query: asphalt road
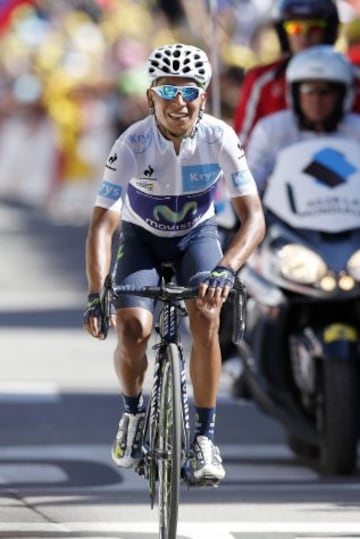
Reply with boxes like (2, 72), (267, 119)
(0, 201), (360, 539)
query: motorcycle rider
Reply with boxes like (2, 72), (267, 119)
(232, 0), (360, 147)
(246, 45), (360, 195)
(220, 0), (350, 372)
(228, 44), (360, 397)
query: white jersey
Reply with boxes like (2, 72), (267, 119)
(246, 109), (360, 194)
(95, 114), (258, 237)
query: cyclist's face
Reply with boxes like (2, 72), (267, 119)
(147, 77), (207, 143)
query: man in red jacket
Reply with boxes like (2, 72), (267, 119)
(233, 0), (360, 147)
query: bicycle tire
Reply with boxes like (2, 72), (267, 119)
(157, 342), (182, 539)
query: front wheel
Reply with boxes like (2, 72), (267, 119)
(320, 360), (359, 475)
(157, 343), (182, 539)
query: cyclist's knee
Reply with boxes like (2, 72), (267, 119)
(188, 304), (220, 337)
(116, 308), (153, 344)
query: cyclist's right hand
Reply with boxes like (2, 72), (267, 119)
(83, 292), (107, 340)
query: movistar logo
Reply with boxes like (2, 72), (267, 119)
(153, 202), (197, 223)
(212, 269), (227, 277)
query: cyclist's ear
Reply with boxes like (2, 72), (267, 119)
(147, 90), (155, 114)
(200, 91), (207, 108)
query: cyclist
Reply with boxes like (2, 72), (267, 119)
(246, 45), (360, 193)
(83, 43), (265, 484)
(232, 0), (357, 147)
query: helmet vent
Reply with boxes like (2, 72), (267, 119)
(173, 60), (180, 71)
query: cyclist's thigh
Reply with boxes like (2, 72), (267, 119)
(112, 223), (159, 310)
(178, 217), (223, 286)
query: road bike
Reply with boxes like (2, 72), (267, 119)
(102, 263), (246, 539)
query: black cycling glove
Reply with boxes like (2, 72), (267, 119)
(202, 265), (236, 289)
(83, 292), (108, 335)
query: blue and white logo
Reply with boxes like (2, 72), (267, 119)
(129, 129), (153, 154)
(231, 169), (254, 188)
(304, 148), (357, 188)
(98, 181), (122, 200)
(182, 163), (220, 192)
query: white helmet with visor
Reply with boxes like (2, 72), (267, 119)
(286, 45), (354, 111)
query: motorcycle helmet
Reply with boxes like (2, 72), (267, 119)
(286, 45), (355, 130)
(274, 0), (339, 53)
(146, 43), (212, 89)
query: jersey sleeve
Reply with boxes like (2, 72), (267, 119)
(219, 123), (259, 198)
(94, 137), (136, 212)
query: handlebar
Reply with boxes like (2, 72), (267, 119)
(102, 274), (247, 344)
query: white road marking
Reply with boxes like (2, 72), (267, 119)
(0, 381), (61, 402)
(0, 522), (360, 538)
(0, 444), (359, 490)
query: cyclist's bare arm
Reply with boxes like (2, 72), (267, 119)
(85, 206), (120, 337)
(220, 194), (265, 273)
(198, 193), (264, 307)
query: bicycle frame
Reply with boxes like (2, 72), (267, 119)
(107, 263), (247, 539)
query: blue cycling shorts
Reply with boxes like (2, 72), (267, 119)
(112, 217), (223, 311)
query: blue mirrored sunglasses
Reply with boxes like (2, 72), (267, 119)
(152, 85), (203, 102)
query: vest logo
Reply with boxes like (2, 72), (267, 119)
(143, 165), (154, 177)
(153, 201), (197, 223)
(182, 163), (220, 192)
(98, 180), (122, 200)
(231, 169), (253, 188)
(106, 153), (117, 171)
(134, 180), (155, 192)
(129, 130), (153, 153)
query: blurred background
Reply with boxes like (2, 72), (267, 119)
(0, 0), (360, 224)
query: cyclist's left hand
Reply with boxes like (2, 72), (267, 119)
(198, 265), (236, 306)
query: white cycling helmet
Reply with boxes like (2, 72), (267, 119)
(146, 43), (212, 89)
(286, 45), (354, 111)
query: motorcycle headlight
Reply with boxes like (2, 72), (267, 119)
(347, 250), (360, 281)
(277, 244), (327, 285)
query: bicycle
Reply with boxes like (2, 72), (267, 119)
(102, 263), (246, 539)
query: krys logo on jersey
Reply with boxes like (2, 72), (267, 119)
(182, 163), (221, 192)
(263, 138), (360, 233)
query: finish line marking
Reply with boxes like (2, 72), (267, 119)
(1, 522), (360, 538)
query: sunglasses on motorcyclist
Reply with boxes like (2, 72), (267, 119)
(151, 85), (204, 102)
(299, 83), (338, 96)
(283, 19), (326, 35)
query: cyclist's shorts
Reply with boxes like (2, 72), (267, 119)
(112, 217), (223, 311)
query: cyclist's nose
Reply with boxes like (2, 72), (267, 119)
(174, 91), (186, 104)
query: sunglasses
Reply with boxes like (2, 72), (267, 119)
(299, 83), (338, 96)
(283, 19), (326, 35)
(151, 85), (203, 102)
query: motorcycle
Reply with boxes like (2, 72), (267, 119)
(237, 137), (360, 475)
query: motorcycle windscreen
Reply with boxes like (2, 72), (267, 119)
(263, 137), (360, 233)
